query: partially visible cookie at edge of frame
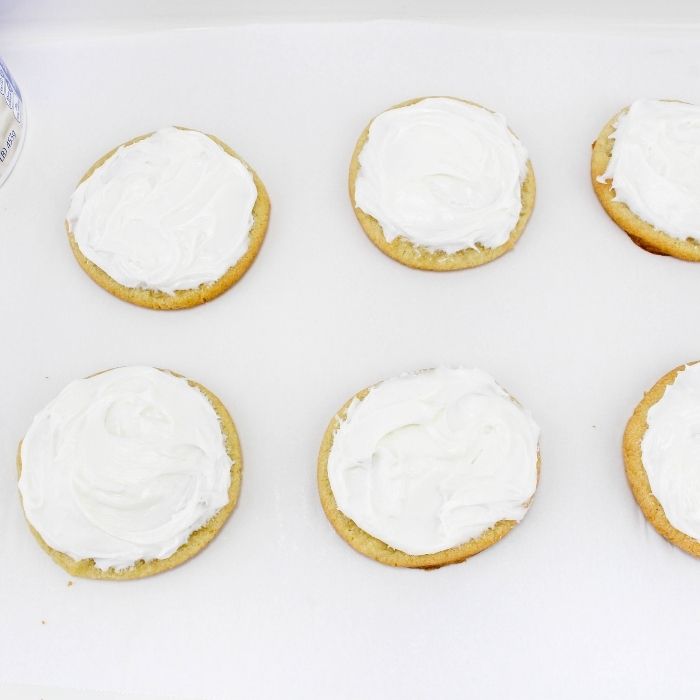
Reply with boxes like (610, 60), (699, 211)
(66, 128), (271, 310)
(317, 382), (541, 569)
(348, 97), (536, 271)
(623, 361), (700, 557)
(16, 369), (243, 580)
(591, 104), (700, 261)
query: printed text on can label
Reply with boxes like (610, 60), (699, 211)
(1, 129), (18, 163)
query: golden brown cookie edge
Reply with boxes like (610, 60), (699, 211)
(348, 96), (536, 271)
(622, 360), (700, 557)
(66, 128), (271, 310)
(16, 368), (243, 580)
(317, 376), (540, 569)
(591, 104), (700, 262)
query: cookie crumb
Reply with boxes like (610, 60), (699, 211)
(41, 619), (46, 625)
(67, 580), (74, 587)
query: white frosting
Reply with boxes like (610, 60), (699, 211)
(67, 127), (258, 294)
(354, 97), (529, 253)
(18, 366), (232, 570)
(327, 367), (539, 555)
(598, 99), (700, 240)
(642, 363), (700, 540)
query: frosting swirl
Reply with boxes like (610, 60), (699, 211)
(598, 99), (700, 240)
(642, 363), (700, 540)
(327, 367), (540, 555)
(18, 366), (232, 570)
(67, 127), (258, 294)
(353, 97), (529, 253)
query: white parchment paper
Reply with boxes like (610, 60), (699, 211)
(1, 18), (700, 700)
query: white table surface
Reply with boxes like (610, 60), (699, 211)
(2, 14), (700, 700)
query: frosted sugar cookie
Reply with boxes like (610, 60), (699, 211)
(66, 127), (270, 309)
(592, 99), (700, 260)
(17, 366), (242, 579)
(318, 367), (540, 568)
(624, 361), (700, 556)
(349, 97), (536, 270)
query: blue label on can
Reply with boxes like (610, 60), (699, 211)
(0, 58), (23, 124)
(0, 57), (26, 185)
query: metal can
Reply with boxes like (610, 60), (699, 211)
(0, 57), (26, 188)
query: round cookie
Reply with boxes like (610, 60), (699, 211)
(66, 127), (271, 310)
(623, 361), (700, 557)
(591, 101), (700, 261)
(317, 368), (541, 569)
(17, 368), (243, 580)
(348, 97), (536, 271)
